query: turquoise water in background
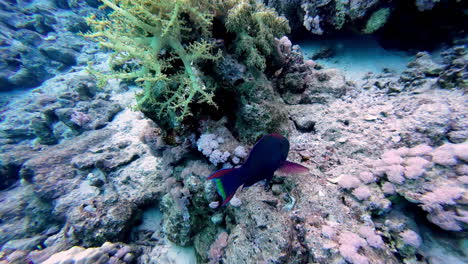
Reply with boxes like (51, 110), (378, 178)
(299, 35), (413, 81)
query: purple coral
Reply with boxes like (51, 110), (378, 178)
(338, 231), (369, 264)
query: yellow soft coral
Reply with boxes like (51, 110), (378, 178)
(85, 0), (220, 127)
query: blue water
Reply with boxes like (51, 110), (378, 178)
(299, 35), (413, 81)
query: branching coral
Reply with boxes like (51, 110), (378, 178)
(85, 0), (221, 128)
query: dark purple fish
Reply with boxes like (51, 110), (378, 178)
(207, 133), (309, 206)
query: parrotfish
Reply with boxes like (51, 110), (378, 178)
(207, 133), (309, 206)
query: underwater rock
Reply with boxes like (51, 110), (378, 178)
(275, 43), (349, 105)
(399, 52), (444, 89)
(0, 184), (54, 246)
(160, 192), (192, 246)
(299, 69), (348, 104)
(1, 235), (47, 253)
(30, 116), (57, 145)
(214, 55), (251, 87)
(0, 0), (100, 91)
(311, 46), (336, 60)
(39, 45), (77, 66)
(224, 190), (308, 263)
(193, 225), (218, 263)
(438, 45), (468, 90)
(235, 79), (290, 143)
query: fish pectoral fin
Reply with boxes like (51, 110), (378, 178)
(277, 160), (309, 175)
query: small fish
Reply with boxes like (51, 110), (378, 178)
(207, 133), (309, 206)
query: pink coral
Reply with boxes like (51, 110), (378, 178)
(458, 176), (468, 184)
(338, 231), (367, 248)
(338, 174), (361, 189)
(427, 210), (462, 231)
(420, 186), (464, 208)
(400, 229), (421, 248)
(453, 143), (468, 162)
(338, 231), (369, 264)
(404, 156), (431, 169)
(339, 244), (369, 264)
(358, 226), (385, 249)
(384, 165), (405, 184)
(404, 165), (425, 179)
(352, 186), (372, 200)
(408, 144), (433, 156)
(382, 182), (395, 195)
(70, 111), (91, 127)
(395, 147), (410, 156)
(455, 164), (468, 175)
(358, 171), (375, 184)
(381, 150), (403, 165)
(431, 145), (457, 166)
(208, 232), (229, 264)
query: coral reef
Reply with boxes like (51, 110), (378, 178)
(0, 1), (466, 264)
(85, 0), (291, 138)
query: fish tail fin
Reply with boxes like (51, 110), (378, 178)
(207, 168), (244, 206)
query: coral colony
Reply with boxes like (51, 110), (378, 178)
(0, 0), (466, 264)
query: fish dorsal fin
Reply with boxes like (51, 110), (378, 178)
(277, 161), (309, 175)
